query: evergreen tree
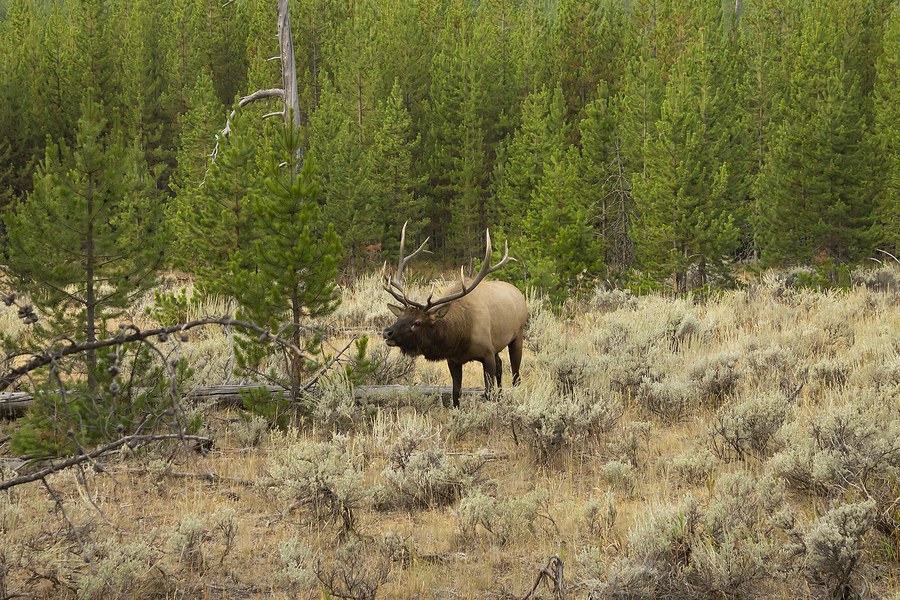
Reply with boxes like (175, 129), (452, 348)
(755, 0), (878, 265)
(579, 85), (634, 270)
(494, 85), (569, 241)
(310, 77), (375, 280)
(520, 149), (604, 302)
(550, 0), (628, 131)
(119, 0), (177, 191)
(422, 3), (491, 257)
(171, 102), (261, 277)
(875, 3), (900, 251)
(2, 94), (168, 389)
(228, 121), (342, 388)
(368, 79), (427, 255)
(169, 69), (225, 265)
(631, 50), (740, 290)
(741, 0), (803, 258)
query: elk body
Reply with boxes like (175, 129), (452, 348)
(382, 224), (527, 408)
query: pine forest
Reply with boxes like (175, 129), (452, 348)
(0, 0), (899, 294)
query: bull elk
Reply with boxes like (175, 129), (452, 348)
(382, 223), (528, 408)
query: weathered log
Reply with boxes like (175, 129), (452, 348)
(0, 385), (485, 418)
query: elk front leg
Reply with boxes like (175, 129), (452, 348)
(448, 360), (463, 409)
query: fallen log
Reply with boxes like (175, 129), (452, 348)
(0, 384), (485, 418)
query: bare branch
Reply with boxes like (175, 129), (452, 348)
(0, 434), (212, 491)
(0, 316), (313, 393)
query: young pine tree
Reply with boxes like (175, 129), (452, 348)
(3, 93), (167, 390)
(228, 121), (342, 389)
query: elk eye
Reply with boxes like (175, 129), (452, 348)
(413, 321), (421, 328)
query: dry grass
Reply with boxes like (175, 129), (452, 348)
(3, 269), (900, 598)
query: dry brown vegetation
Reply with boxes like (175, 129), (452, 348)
(3, 268), (900, 599)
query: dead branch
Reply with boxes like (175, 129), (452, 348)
(520, 555), (566, 600)
(0, 434), (212, 491)
(0, 316), (313, 393)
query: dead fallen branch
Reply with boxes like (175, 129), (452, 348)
(0, 316), (315, 394)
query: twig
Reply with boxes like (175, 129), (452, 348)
(0, 316), (313, 393)
(0, 434), (212, 491)
(303, 337), (358, 390)
(520, 555), (566, 600)
(42, 478), (119, 597)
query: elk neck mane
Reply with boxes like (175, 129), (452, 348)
(422, 282), (476, 360)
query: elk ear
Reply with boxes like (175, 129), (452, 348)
(430, 304), (452, 319)
(387, 304), (406, 317)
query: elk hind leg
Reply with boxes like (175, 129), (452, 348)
(481, 354), (498, 399)
(509, 333), (524, 387)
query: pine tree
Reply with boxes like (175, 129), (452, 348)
(119, 0), (177, 191)
(579, 85), (634, 269)
(494, 85), (569, 241)
(172, 102), (261, 277)
(228, 121), (342, 388)
(368, 79), (427, 255)
(875, 3), (900, 251)
(169, 69), (225, 266)
(631, 50), (739, 290)
(310, 77), (375, 280)
(550, 0), (628, 131)
(3, 93), (168, 390)
(756, 0), (878, 265)
(521, 148), (604, 302)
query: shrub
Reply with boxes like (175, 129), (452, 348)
(708, 392), (791, 462)
(456, 487), (553, 546)
(169, 514), (206, 571)
(618, 478), (783, 599)
(76, 540), (163, 600)
(373, 412), (488, 509)
(312, 374), (377, 432)
(601, 459), (634, 490)
(607, 421), (652, 468)
(273, 537), (315, 590)
(637, 377), (697, 423)
(670, 448), (718, 486)
(583, 492), (618, 538)
(804, 500), (877, 600)
(769, 402), (900, 496)
(589, 287), (638, 313)
(509, 385), (623, 464)
(267, 430), (369, 537)
(689, 351), (742, 408)
(313, 537), (391, 600)
(366, 344), (418, 386)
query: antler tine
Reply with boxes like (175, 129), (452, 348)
(382, 221), (430, 309)
(426, 229), (517, 310)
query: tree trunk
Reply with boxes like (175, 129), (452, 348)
(277, 0), (301, 132)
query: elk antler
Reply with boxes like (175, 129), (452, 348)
(424, 229), (515, 310)
(382, 221), (431, 309)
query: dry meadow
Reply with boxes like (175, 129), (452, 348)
(3, 268), (900, 599)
